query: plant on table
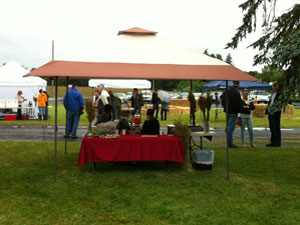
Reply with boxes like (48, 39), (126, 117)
(188, 91), (196, 126)
(198, 93), (213, 132)
(84, 99), (95, 133)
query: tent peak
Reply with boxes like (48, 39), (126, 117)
(118, 27), (157, 35)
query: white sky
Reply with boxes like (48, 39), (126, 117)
(0, 0), (297, 72)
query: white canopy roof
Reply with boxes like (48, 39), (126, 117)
(0, 61), (47, 103)
(60, 28), (228, 66)
(0, 61), (47, 87)
(88, 79), (151, 89)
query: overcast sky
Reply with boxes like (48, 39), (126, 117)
(0, 0), (297, 72)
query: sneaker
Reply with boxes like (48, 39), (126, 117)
(71, 136), (79, 139)
(229, 144), (239, 148)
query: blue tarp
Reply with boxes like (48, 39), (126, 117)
(202, 80), (272, 91)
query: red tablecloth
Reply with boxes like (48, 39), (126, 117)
(78, 134), (185, 165)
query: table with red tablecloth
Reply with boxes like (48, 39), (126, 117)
(78, 134), (185, 165)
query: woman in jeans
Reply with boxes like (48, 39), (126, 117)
(240, 89), (256, 147)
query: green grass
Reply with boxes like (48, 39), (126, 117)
(0, 141), (300, 224)
(1, 105), (300, 128)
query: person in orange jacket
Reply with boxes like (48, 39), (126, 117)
(37, 89), (48, 120)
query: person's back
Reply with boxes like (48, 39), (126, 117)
(63, 88), (84, 111)
(141, 109), (160, 135)
(221, 88), (242, 114)
(37, 92), (47, 107)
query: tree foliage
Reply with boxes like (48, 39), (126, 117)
(226, 1), (300, 105)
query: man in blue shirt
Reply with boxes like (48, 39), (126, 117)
(63, 83), (84, 139)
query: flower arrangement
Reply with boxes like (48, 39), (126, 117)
(188, 91), (196, 126)
(198, 93), (213, 122)
(173, 120), (192, 171)
(84, 99), (95, 133)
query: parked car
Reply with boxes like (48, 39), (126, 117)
(141, 90), (152, 103)
(249, 90), (271, 104)
(126, 92), (132, 102)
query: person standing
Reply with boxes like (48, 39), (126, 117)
(43, 91), (49, 120)
(63, 83), (84, 139)
(152, 89), (160, 119)
(161, 101), (169, 121)
(221, 80), (242, 148)
(131, 88), (144, 115)
(37, 89), (48, 120)
(95, 84), (111, 125)
(108, 90), (121, 120)
(266, 81), (282, 147)
(15, 90), (26, 120)
(240, 89), (256, 147)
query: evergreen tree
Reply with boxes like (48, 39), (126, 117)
(225, 53), (233, 65)
(216, 54), (223, 60)
(226, 1), (300, 106)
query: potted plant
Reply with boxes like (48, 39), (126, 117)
(173, 120), (192, 172)
(198, 93), (213, 133)
(188, 91), (196, 126)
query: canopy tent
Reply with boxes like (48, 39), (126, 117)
(88, 79), (151, 89)
(24, 27), (258, 182)
(0, 61), (47, 117)
(26, 27), (257, 81)
(202, 80), (272, 91)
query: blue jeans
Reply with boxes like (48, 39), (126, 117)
(113, 104), (121, 120)
(66, 111), (81, 137)
(240, 117), (254, 145)
(134, 105), (141, 115)
(153, 103), (159, 118)
(268, 114), (281, 146)
(227, 113), (238, 147)
(38, 107), (46, 116)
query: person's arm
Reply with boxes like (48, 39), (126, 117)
(249, 102), (255, 110)
(78, 92), (84, 110)
(63, 94), (67, 110)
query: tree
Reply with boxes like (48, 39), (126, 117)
(226, 1), (300, 106)
(216, 54), (223, 60)
(225, 53), (233, 65)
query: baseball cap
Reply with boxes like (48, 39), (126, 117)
(233, 81), (239, 86)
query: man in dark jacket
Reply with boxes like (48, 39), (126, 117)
(265, 81), (281, 147)
(221, 80), (242, 148)
(152, 89), (160, 119)
(63, 83), (84, 139)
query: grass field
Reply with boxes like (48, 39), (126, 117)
(1, 104), (300, 128)
(0, 141), (300, 224)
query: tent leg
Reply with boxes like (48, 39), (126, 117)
(54, 77), (58, 183)
(225, 80), (229, 180)
(64, 77), (69, 154)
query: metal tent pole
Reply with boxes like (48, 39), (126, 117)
(64, 77), (69, 154)
(225, 80), (229, 180)
(54, 76), (58, 183)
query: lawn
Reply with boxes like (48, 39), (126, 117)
(0, 141), (300, 224)
(1, 104), (300, 128)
